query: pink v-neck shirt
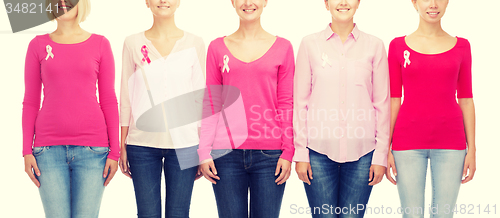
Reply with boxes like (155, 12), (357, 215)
(389, 36), (473, 150)
(294, 24), (390, 166)
(198, 37), (295, 162)
(22, 34), (120, 161)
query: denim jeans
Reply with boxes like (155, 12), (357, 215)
(393, 149), (466, 218)
(33, 145), (108, 218)
(127, 145), (199, 218)
(211, 149), (285, 218)
(303, 149), (374, 218)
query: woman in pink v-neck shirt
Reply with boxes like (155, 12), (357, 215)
(386, 0), (476, 217)
(294, 1), (390, 217)
(22, 1), (119, 217)
(198, 0), (294, 217)
(119, 0), (206, 217)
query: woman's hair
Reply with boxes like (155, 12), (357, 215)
(46, 0), (91, 23)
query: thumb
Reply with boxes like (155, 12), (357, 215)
(33, 162), (41, 176)
(103, 164), (109, 178)
(369, 167), (374, 182)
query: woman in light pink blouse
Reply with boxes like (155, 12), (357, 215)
(294, 0), (390, 217)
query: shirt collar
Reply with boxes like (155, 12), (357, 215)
(324, 23), (361, 41)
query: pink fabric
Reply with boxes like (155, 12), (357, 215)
(198, 37), (295, 162)
(22, 34), (119, 161)
(294, 24), (390, 167)
(389, 36), (473, 151)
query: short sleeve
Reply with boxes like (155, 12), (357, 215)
(456, 38), (473, 98)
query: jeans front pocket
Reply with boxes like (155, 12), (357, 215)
(32, 146), (48, 156)
(86, 146), (109, 154)
(260, 150), (282, 158)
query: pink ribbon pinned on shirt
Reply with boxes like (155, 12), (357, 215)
(141, 45), (151, 65)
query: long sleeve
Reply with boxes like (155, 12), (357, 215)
(457, 39), (473, 98)
(277, 42), (295, 162)
(389, 39), (402, 98)
(120, 39), (134, 127)
(22, 37), (42, 157)
(198, 42), (222, 162)
(192, 39), (206, 128)
(98, 37), (120, 161)
(293, 39), (312, 162)
(371, 39), (390, 167)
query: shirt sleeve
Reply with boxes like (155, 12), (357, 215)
(192, 38), (207, 128)
(371, 39), (390, 167)
(277, 41), (295, 162)
(120, 38), (134, 128)
(293, 38), (311, 162)
(22, 37), (42, 157)
(98, 36), (120, 161)
(457, 39), (473, 98)
(197, 41), (222, 162)
(389, 38), (402, 98)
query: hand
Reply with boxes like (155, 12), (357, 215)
(103, 158), (118, 186)
(369, 165), (386, 186)
(462, 150), (476, 184)
(195, 165), (203, 181)
(386, 152), (397, 185)
(275, 158), (291, 185)
(295, 162), (313, 185)
(24, 154), (41, 188)
(119, 146), (132, 179)
(200, 159), (220, 184)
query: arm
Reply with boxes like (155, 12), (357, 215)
(368, 40), (391, 186)
(277, 42), (295, 162)
(457, 39), (475, 184)
(293, 38), (314, 185)
(97, 37), (120, 161)
(22, 37), (42, 187)
(119, 39), (135, 178)
(386, 39), (403, 185)
(198, 42), (222, 184)
(274, 41), (295, 185)
(192, 38), (207, 130)
(98, 37), (119, 186)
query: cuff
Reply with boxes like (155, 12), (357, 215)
(292, 146), (310, 162)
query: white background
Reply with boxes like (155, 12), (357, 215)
(1, 0), (499, 217)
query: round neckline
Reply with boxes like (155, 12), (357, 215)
(46, 33), (95, 45)
(403, 36), (459, 56)
(221, 36), (279, 64)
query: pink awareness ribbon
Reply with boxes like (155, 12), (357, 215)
(141, 45), (151, 65)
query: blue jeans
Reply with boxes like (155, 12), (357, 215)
(127, 145), (199, 218)
(393, 149), (466, 218)
(33, 145), (109, 218)
(304, 149), (374, 218)
(211, 149), (285, 218)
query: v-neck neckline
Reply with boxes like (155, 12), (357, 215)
(221, 36), (279, 64)
(142, 31), (186, 61)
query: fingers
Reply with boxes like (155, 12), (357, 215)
(462, 165), (476, 184)
(103, 159), (119, 186)
(369, 171), (384, 186)
(119, 159), (132, 179)
(24, 155), (40, 188)
(308, 167), (313, 180)
(201, 161), (220, 184)
(275, 160), (291, 185)
(296, 167), (311, 185)
(25, 165), (40, 188)
(195, 167), (203, 181)
(369, 167), (374, 183)
(386, 166), (397, 185)
(104, 163), (118, 186)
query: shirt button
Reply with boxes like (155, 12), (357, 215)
(341, 53), (344, 56)
(342, 84), (345, 87)
(341, 67), (344, 70)
(341, 101), (344, 104)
